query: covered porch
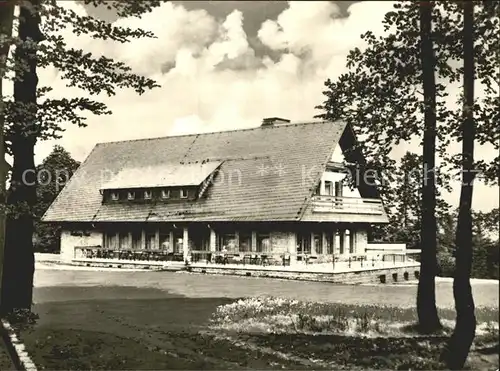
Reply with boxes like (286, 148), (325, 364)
(63, 221), (420, 273)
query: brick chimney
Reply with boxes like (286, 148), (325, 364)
(261, 117), (291, 126)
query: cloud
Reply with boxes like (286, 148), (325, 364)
(24, 0), (499, 211)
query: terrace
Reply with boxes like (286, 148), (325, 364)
(72, 245), (420, 274)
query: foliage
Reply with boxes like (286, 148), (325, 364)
(33, 145), (79, 252)
(372, 151), (452, 248)
(437, 208), (500, 279)
(2, 0), (162, 152)
(210, 296), (499, 327)
(1, 0), (162, 311)
(316, 1), (499, 187)
(3, 308), (39, 332)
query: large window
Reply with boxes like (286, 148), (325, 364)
(105, 232), (118, 250)
(159, 226), (171, 251)
(257, 232), (271, 253)
(334, 181), (343, 197)
(131, 229), (142, 250)
(336, 230), (343, 254)
(173, 229), (183, 253)
(239, 231), (252, 252)
(347, 229), (354, 254)
(145, 228), (156, 250)
(325, 233), (334, 254)
(325, 181), (333, 196)
(313, 233), (323, 254)
(218, 231), (237, 252)
(118, 232), (130, 250)
(297, 232), (311, 255)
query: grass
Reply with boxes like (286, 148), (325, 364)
(208, 297), (499, 370)
(0, 338), (15, 371)
(26, 269), (499, 370)
(18, 289), (499, 370)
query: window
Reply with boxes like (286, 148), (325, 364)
(314, 182), (321, 195)
(325, 181), (333, 196)
(159, 226), (171, 252)
(127, 191), (136, 200)
(131, 229), (142, 250)
(257, 232), (271, 253)
(313, 233), (323, 254)
(347, 229), (354, 254)
(297, 232), (311, 256)
(339, 230), (345, 254)
(111, 192), (119, 201)
(218, 231), (237, 252)
(144, 190), (152, 200)
(325, 233), (334, 254)
(118, 232), (130, 250)
(105, 232), (118, 250)
(161, 189), (170, 199)
(334, 181), (343, 197)
(145, 228), (156, 250)
(173, 229), (183, 253)
(180, 189), (188, 199)
(239, 232), (252, 252)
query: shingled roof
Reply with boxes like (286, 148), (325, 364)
(43, 120), (385, 223)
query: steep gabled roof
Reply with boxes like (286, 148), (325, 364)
(42, 120), (382, 223)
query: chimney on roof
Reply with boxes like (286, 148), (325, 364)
(261, 117), (291, 126)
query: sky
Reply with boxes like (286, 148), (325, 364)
(7, 1), (500, 211)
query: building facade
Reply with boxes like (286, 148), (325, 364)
(43, 118), (390, 266)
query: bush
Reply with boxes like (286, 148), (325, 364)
(3, 308), (39, 331)
(437, 251), (455, 277)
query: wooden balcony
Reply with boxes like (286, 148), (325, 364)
(311, 196), (384, 215)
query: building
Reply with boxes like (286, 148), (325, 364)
(43, 118), (395, 268)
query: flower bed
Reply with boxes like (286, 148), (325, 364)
(210, 296), (499, 337)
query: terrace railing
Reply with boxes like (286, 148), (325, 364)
(73, 246), (420, 269)
(191, 250), (419, 268)
(74, 246), (184, 262)
(311, 196), (384, 215)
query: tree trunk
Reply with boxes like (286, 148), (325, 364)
(444, 2), (477, 368)
(1, 0), (43, 313)
(0, 1), (15, 311)
(416, 1), (442, 333)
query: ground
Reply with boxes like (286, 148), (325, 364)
(0, 338), (15, 370)
(15, 264), (500, 370)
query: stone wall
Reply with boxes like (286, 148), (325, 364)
(189, 264), (421, 285)
(60, 229), (103, 262)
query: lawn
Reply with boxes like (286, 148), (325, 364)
(18, 268), (499, 370)
(0, 338), (15, 370)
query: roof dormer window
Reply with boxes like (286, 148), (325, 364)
(161, 189), (170, 199)
(111, 192), (119, 201)
(144, 190), (152, 200)
(127, 191), (136, 200)
(180, 189), (188, 199)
